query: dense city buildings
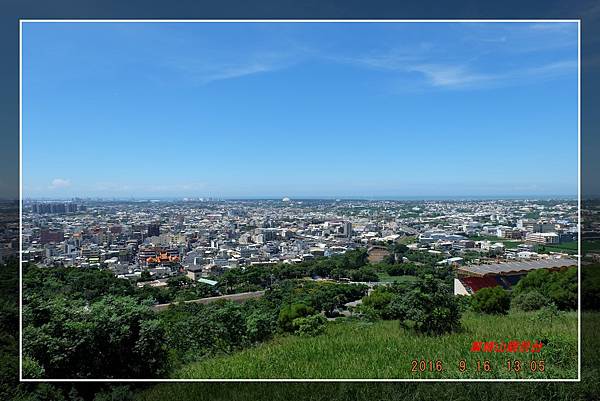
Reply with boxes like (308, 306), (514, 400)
(21, 198), (579, 290)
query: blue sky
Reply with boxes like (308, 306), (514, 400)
(22, 21), (578, 199)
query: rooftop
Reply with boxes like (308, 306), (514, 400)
(457, 258), (577, 277)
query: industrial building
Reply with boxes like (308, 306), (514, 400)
(454, 258), (577, 295)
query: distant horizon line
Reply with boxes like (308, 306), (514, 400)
(22, 194), (579, 202)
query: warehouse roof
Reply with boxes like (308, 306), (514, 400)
(457, 258), (577, 277)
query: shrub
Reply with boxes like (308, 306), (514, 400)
(23, 296), (169, 378)
(22, 356), (45, 379)
(355, 304), (381, 322)
(361, 288), (398, 319)
(385, 263), (416, 276)
(513, 267), (577, 310)
(292, 314), (327, 337)
(362, 288), (393, 310)
(455, 295), (472, 313)
(471, 286), (510, 314)
(245, 309), (277, 343)
(385, 265), (405, 276)
(535, 302), (561, 324)
(278, 303), (315, 332)
(389, 275), (461, 335)
(350, 267), (379, 282)
(511, 290), (550, 312)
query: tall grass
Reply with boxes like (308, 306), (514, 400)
(172, 311), (578, 379)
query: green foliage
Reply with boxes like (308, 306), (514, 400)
(382, 243), (409, 264)
(138, 270), (152, 282)
(23, 295), (169, 378)
(23, 263), (135, 302)
(388, 275), (462, 335)
(350, 267), (379, 282)
(360, 288), (396, 319)
(167, 276), (194, 289)
(362, 288), (393, 311)
(0, 259), (21, 400)
(511, 290), (550, 312)
(582, 264), (600, 310)
(92, 386), (136, 401)
(384, 264), (403, 276)
(513, 267), (578, 310)
(172, 311), (579, 379)
(266, 280), (367, 318)
(535, 303), (562, 325)
(292, 314), (327, 337)
(135, 285), (172, 304)
(245, 307), (277, 344)
(216, 249), (369, 293)
(158, 300), (263, 365)
(404, 250), (445, 265)
(369, 262), (418, 277)
(278, 303), (315, 332)
(385, 263), (416, 276)
(416, 265), (454, 285)
(156, 279), (361, 367)
(172, 283), (218, 302)
(22, 355), (45, 379)
(455, 295), (472, 313)
(471, 286), (511, 315)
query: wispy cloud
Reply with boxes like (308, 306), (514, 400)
(162, 46), (311, 85)
(405, 64), (493, 88)
(199, 62), (277, 83)
(49, 178), (71, 189)
(411, 60), (575, 90)
(346, 45), (576, 91)
(528, 23), (575, 32)
(146, 23), (576, 91)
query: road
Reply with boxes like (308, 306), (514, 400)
(152, 290), (265, 312)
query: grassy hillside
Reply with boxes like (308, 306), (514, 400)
(172, 311), (577, 379)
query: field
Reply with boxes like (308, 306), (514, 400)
(467, 235), (521, 249)
(539, 240), (600, 255)
(172, 311), (578, 380)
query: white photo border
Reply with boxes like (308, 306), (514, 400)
(19, 18), (582, 383)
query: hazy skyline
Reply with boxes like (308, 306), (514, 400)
(22, 21), (579, 198)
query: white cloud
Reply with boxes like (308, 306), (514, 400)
(199, 62), (277, 84)
(347, 49), (576, 90)
(528, 23), (575, 32)
(49, 178), (71, 189)
(405, 63), (493, 88)
(163, 47), (311, 86)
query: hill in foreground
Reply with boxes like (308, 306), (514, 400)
(172, 311), (577, 379)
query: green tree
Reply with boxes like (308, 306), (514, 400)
(350, 267), (379, 282)
(388, 275), (462, 335)
(386, 243), (409, 263)
(471, 286), (511, 314)
(513, 267), (577, 310)
(511, 290), (550, 312)
(23, 295), (169, 379)
(138, 270), (152, 282)
(278, 303), (315, 332)
(245, 308), (277, 343)
(167, 275), (193, 289)
(292, 314), (327, 337)
(361, 288), (394, 318)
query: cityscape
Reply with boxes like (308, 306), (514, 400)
(18, 21), (583, 380)
(22, 197), (578, 297)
